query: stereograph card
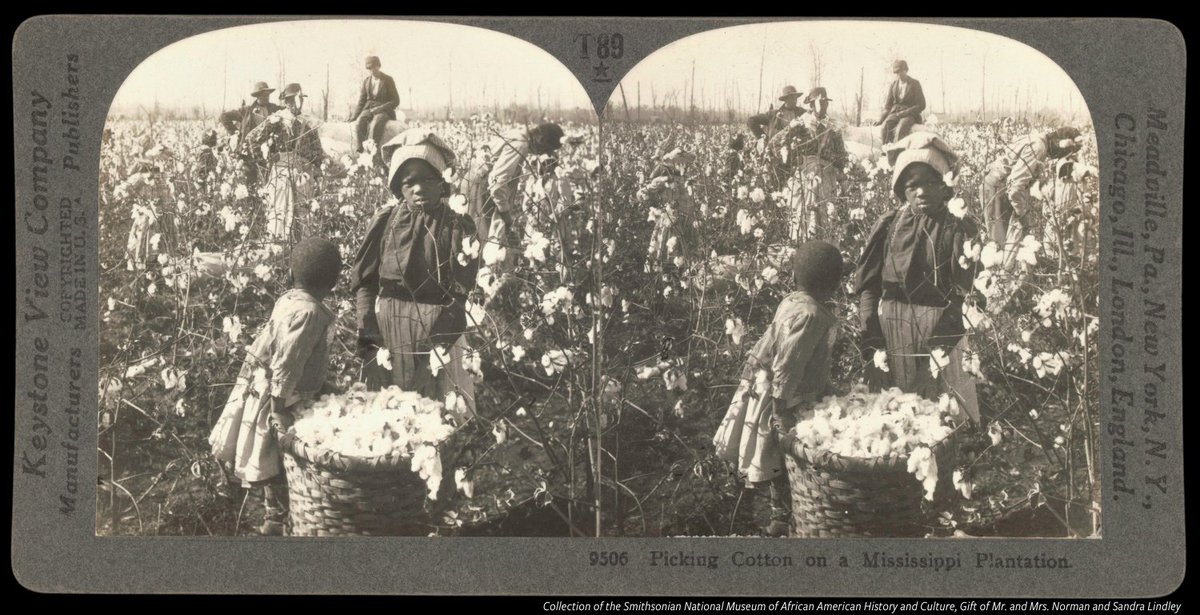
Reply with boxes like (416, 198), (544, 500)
(11, 16), (1184, 597)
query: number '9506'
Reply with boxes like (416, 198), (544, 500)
(589, 551), (629, 566)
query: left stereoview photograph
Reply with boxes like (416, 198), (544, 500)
(98, 19), (600, 536)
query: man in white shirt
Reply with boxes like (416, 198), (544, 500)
(462, 123), (565, 278)
(980, 126), (1083, 247)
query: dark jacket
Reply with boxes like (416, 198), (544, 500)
(855, 205), (978, 350)
(879, 77), (926, 123)
(241, 101), (283, 135)
(351, 203), (479, 329)
(353, 72), (400, 119)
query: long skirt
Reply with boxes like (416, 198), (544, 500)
(209, 365), (301, 484)
(262, 157), (313, 245)
(878, 299), (980, 423)
(713, 380), (787, 485)
(375, 297), (477, 419)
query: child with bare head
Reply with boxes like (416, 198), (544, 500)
(209, 237), (342, 535)
(715, 240), (843, 537)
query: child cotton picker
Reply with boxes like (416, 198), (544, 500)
(208, 237), (341, 535)
(713, 241), (843, 537)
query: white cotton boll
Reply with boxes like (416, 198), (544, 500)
(411, 445), (443, 500)
(465, 301), (487, 328)
(376, 347), (392, 371)
(492, 421), (508, 445)
(947, 197), (967, 219)
(979, 242), (1003, 269)
(482, 243), (507, 267)
(459, 237), (480, 267)
(961, 350), (984, 380)
(524, 230), (550, 265)
(873, 349), (891, 373)
(541, 349), (573, 376)
(509, 344), (526, 363)
(761, 266), (779, 285)
(988, 422), (1003, 446)
(1016, 235), (1041, 267)
(963, 303), (992, 332)
(447, 193), (468, 215)
(635, 365), (661, 380)
(222, 316), (243, 343)
(1033, 352), (1067, 379)
(953, 469), (973, 499)
(445, 391), (468, 417)
(662, 368), (688, 392)
(455, 468), (474, 498)
(725, 318), (745, 346)
(929, 348), (950, 380)
(429, 346), (452, 377)
(462, 348), (483, 379)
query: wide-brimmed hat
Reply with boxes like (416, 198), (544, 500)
(890, 132), (958, 200)
(778, 85), (801, 101)
(804, 87), (832, 104)
(383, 128), (457, 195)
(279, 83), (304, 101)
(251, 81), (275, 96)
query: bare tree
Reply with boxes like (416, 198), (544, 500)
(322, 64), (330, 121)
(809, 42), (824, 87)
(855, 67), (865, 126)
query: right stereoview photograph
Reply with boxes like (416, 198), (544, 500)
(599, 20), (1098, 538)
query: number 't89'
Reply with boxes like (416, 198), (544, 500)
(596, 33), (624, 60)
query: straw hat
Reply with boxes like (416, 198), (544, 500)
(279, 83), (304, 101)
(804, 87), (832, 104)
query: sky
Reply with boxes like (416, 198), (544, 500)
(109, 20), (592, 118)
(606, 21), (1091, 122)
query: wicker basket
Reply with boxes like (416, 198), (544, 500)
(275, 428), (432, 536)
(782, 430), (960, 537)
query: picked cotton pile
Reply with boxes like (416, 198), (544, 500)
(791, 385), (962, 500)
(291, 384), (457, 498)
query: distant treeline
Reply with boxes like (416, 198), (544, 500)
(107, 103), (598, 125)
(601, 105), (1089, 128)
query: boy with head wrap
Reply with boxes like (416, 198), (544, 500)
(350, 129), (479, 416)
(855, 133), (980, 423)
